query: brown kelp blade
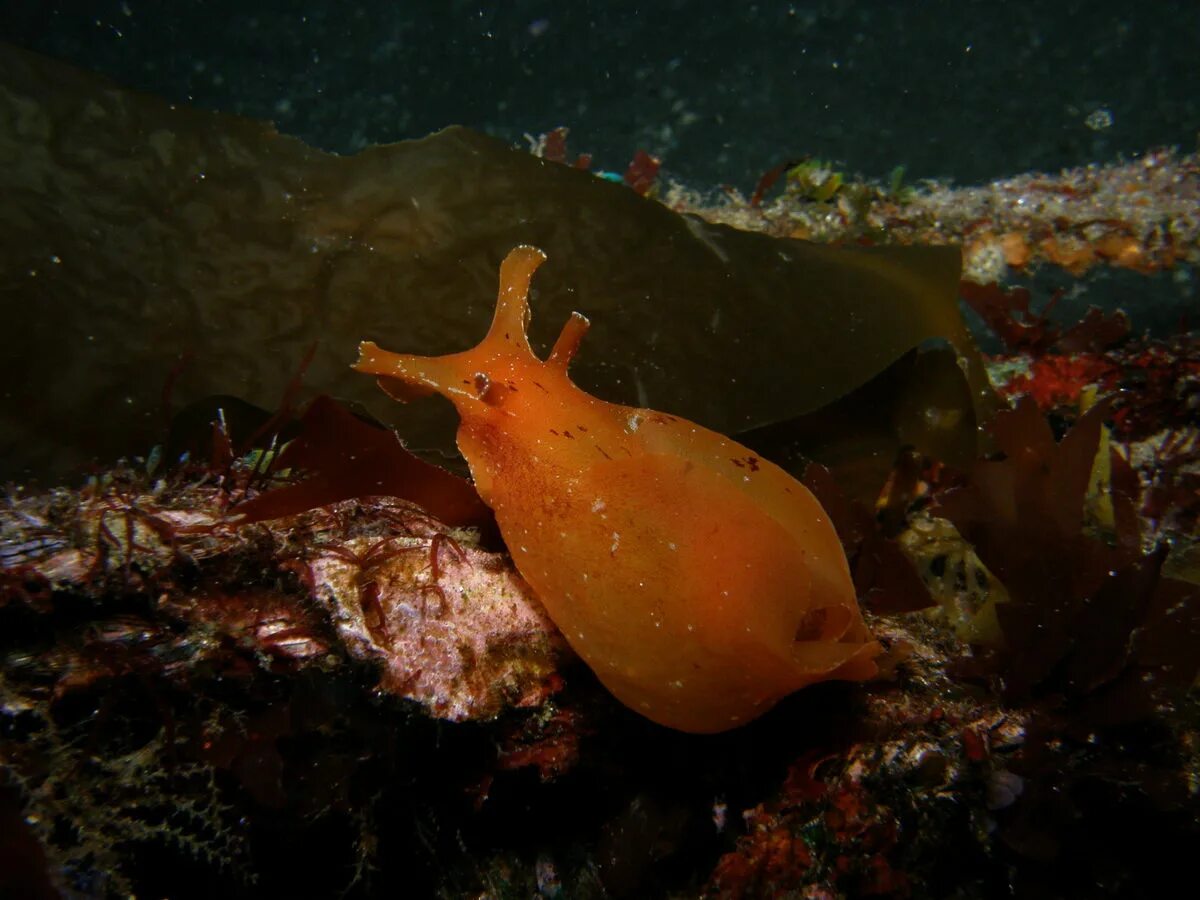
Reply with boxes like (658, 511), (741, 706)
(0, 43), (993, 485)
(740, 344), (979, 501)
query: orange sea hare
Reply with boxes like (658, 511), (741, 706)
(354, 246), (881, 733)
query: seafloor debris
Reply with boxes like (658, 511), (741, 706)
(669, 148), (1200, 280)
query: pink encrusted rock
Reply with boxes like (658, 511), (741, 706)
(2, 478), (568, 724)
(305, 513), (569, 722)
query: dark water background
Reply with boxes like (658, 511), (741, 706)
(4, 0), (1197, 190)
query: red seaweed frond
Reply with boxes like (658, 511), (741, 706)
(960, 281), (1129, 356)
(623, 149), (661, 196)
(542, 126), (568, 164)
(749, 159), (802, 208)
(529, 126), (592, 170)
(933, 396), (1200, 715)
(228, 395), (495, 535)
(992, 334), (1200, 442)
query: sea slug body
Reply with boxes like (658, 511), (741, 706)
(354, 246), (881, 732)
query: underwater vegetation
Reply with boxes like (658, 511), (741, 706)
(934, 395), (1200, 708)
(0, 42), (990, 488)
(706, 334), (1200, 899)
(1, 41), (1199, 900)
